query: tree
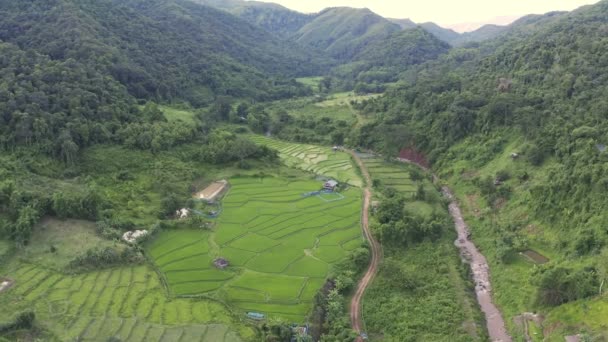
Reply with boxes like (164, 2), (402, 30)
(59, 131), (79, 166)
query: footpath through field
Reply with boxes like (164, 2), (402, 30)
(347, 150), (382, 341)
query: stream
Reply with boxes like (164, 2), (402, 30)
(443, 187), (512, 342)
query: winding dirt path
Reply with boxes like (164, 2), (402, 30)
(348, 151), (381, 340)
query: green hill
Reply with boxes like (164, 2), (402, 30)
(356, 1), (608, 338)
(354, 27), (450, 66)
(419, 22), (461, 44)
(388, 18), (417, 30)
(0, 0), (322, 106)
(191, 0), (313, 36)
(293, 7), (401, 61)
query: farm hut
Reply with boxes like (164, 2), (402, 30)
(597, 144), (607, 152)
(510, 153), (519, 159)
(324, 180), (338, 191)
(195, 180), (229, 203)
(213, 258), (229, 269)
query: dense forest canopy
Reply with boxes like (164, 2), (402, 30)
(356, 0), (608, 258)
(0, 0), (323, 105)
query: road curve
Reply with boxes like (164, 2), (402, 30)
(348, 150), (382, 341)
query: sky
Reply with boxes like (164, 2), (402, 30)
(249, 0), (601, 32)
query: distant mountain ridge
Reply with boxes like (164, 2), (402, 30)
(293, 7), (401, 61)
(194, 0), (530, 49)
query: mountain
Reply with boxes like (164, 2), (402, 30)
(191, 0), (313, 36)
(419, 22), (461, 44)
(293, 7), (401, 61)
(0, 0), (329, 154)
(453, 24), (507, 45)
(388, 18), (417, 30)
(354, 28), (450, 66)
(448, 11), (567, 46)
(0, 0), (324, 107)
(357, 0), (608, 297)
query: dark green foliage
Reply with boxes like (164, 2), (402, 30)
(354, 28), (451, 68)
(67, 246), (144, 272)
(330, 28), (450, 90)
(374, 193), (447, 246)
(532, 264), (599, 306)
(294, 7), (400, 61)
(308, 246), (368, 342)
(358, 1), (608, 256)
(192, 0), (314, 37)
(0, 0), (322, 157)
(0, 311), (35, 333)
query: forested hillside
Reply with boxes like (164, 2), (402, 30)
(331, 28), (451, 91)
(293, 7), (401, 61)
(191, 0), (314, 36)
(0, 0), (321, 106)
(355, 1), (608, 336)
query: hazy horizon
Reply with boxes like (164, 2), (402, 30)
(246, 0), (601, 32)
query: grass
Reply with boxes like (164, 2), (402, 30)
(0, 262), (252, 341)
(21, 218), (118, 271)
(0, 240), (11, 261)
(359, 152), (483, 341)
(362, 241), (485, 342)
(248, 135), (363, 187)
(295, 76), (323, 90)
(159, 105), (197, 125)
(316, 92), (383, 107)
(434, 133), (608, 340)
(145, 176), (363, 321)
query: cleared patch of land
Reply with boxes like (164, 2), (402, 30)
(249, 136), (363, 187)
(315, 92), (382, 108)
(146, 177), (363, 321)
(159, 105), (197, 125)
(23, 218), (119, 271)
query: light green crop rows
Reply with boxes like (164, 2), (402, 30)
(361, 157), (417, 193)
(360, 155), (442, 216)
(146, 176), (363, 322)
(248, 135), (363, 187)
(0, 263), (251, 341)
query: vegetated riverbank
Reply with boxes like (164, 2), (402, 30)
(397, 157), (512, 342)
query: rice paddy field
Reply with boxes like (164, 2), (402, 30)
(0, 261), (252, 341)
(146, 176), (363, 322)
(248, 135), (363, 187)
(358, 153), (442, 214)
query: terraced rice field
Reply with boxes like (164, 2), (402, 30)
(359, 154), (441, 214)
(359, 155), (417, 194)
(0, 263), (250, 341)
(248, 135), (363, 187)
(147, 177), (363, 321)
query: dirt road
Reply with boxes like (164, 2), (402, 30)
(348, 151), (381, 341)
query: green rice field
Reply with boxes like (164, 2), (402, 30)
(359, 153), (442, 213)
(248, 135), (363, 187)
(146, 177), (363, 321)
(359, 154), (418, 193)
(0, 262), (251, 341)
